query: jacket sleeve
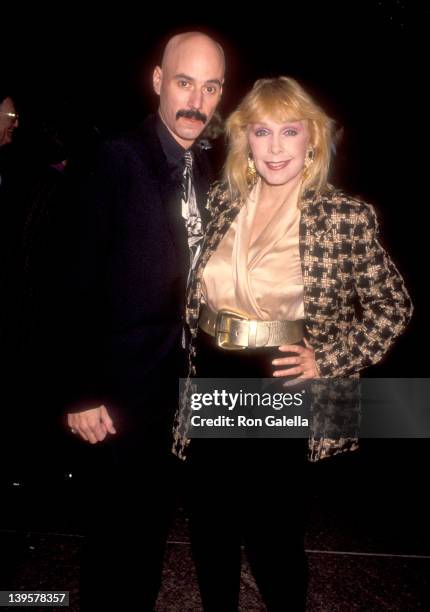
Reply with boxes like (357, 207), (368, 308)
(313, 202), (413, 377)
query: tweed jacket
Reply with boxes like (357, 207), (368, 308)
(172, 181), (413, 461)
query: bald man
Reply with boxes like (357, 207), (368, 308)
(64, 33), (225, 611)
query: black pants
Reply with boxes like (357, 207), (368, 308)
(186, 331), (309, 611)
(77, 396), (180, 612)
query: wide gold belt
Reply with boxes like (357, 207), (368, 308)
(198, 305), (304, 350)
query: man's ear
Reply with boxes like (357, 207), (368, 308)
(219, 77), (225, 98)
(153, 66), (162, 95)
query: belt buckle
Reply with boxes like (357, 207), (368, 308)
(215, 309), (248, 350)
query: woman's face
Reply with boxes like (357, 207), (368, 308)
(247, 117), (310, 188)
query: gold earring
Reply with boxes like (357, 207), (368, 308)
(304, 147), (315, 171)
(247, 155), (258, 187)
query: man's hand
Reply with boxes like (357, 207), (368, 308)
(67, 405), (116, 444)
(272, 339), (319, 386)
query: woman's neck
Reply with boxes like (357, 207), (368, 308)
(258, 175), (302, 210)
(248, 176), (302, 246)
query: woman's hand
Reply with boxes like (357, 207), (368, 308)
(272, 338), (319, 384)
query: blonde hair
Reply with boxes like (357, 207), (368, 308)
(224, 76), (334, 201)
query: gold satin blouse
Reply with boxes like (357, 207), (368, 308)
(202, 180), (305, 321)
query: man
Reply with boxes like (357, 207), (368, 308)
(0, 92), (19, 214)
(0, 92), (21, 478)
(0, 93), (19, 150)
(0, 91), (20, 330)
(64, 32), (225, 611)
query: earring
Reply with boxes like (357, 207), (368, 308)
(304, 147), (315, 171)
(247, 155), (258, 187)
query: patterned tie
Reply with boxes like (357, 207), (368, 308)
(180, 150), (203, 349)
(181, 150), (203, 282)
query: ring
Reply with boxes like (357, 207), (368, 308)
(70, 428), (77, 434)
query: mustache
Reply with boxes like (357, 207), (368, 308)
(176, 109), (208, 124)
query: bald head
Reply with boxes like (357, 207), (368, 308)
(153, 32), (225, 149)
(161, 32), (225, 75)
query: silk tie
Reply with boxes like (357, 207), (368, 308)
(181, 150), (203, 280)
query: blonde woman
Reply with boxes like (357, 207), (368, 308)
(174, 77), (412, 611)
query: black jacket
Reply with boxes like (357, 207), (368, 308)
(64, 114), (212, 413)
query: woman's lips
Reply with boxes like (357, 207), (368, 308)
(265, 160), (291, 170)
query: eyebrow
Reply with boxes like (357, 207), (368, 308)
(174, 73), (222, 87)
(253, 120), (303, 127)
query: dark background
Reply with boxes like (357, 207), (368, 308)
(2, 2), (426, 375)
(0, 2), (428, 531)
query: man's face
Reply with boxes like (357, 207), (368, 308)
(153, 40), (224, 149)
(0, 97), (19, 147)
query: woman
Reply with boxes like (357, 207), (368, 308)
(173, 77), (412, 611)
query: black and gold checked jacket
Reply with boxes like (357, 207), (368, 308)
(172, 182), (413, 461)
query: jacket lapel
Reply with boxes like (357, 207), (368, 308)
(137, 117), (190, 272)
(200, 199), (243, 271)
(300, 189), (333, 238)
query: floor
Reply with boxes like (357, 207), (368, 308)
(1, 440), (429, 611)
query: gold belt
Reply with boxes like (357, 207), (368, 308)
(198, 305), (304, 350)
